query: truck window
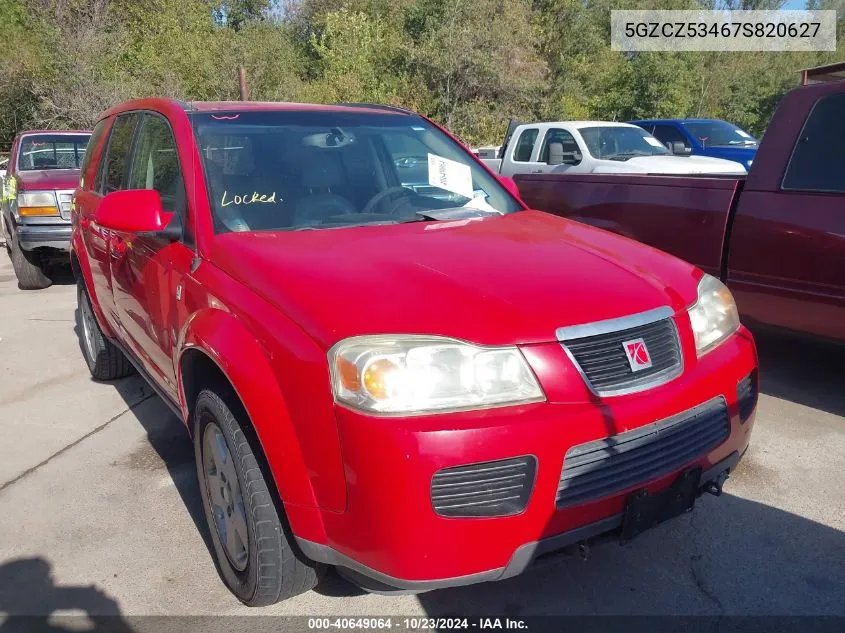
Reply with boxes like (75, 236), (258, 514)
(539, 129), (579, 163)
(682, 121), (757, 148)
(651, 125), (688, 149)
(580, 126), (670, 159)
(102, 113), (141, 194)
(128, 114), (185, 215)
(17, 134), (90, 171)
(783, 93), (845, 193)
(513, 129), (539, 162)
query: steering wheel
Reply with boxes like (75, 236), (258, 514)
(360, 187), (418, 216)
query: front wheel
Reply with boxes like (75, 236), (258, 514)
(194, 389), (320, 606)
(9, 237), (51, 290)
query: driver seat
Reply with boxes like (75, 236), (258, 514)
(293, 150), (356, 226)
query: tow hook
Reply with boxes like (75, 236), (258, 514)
(703, 469), (730, 497)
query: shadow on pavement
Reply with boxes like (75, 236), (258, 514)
(0, 557), (135, 632)
(413, 491), (845, 616)
(48, 264), (75, 287)
(71, 308), (215, 562)
(751, 327), (845, 418)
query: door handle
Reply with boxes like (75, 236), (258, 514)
(531, 169), (543, 174)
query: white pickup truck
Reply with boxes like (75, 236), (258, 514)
(482, 121), (747, 177)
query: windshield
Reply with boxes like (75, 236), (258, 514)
(682, 121), (758, 148)
(191, 110), (521, 232)
(17, 134), (90, 171)
(580, 126), (670, 160)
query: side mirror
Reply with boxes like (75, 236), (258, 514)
(671, 141), (692, 156)
(547, 142), (565, 166)
(499, 176), (522, 199)
(95, 190), (180, 240)
(548, 142), (582, 166)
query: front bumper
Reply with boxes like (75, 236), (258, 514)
(17, 223), (72, 251)
(300, 327), (757, 590)
(298, 449), (744, 592)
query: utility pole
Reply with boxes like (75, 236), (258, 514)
(238, 66), (249, 101)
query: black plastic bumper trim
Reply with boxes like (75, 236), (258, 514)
(296, 447), (746, 593)
(17, 224), (72, 250)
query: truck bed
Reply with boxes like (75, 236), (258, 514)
(515, 173), (745, 279)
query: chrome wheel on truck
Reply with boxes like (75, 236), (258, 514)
(193, 388), (320, 606)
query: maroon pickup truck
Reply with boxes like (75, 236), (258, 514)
(516, 66), (845, 343)
(2, 130), (91, 289)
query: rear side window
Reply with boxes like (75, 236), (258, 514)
(128, 114), (185, 214)
(80, 120), (108, 190)
(783, 93), (845, 192)
(651, 124), (688, 148)
(513, 128), (539, 162)
(102, 113), (141, 194)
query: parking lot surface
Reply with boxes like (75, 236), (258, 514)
(1, 254), (844, 623)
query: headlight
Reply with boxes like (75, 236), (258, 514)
(17, 190), (58, 216)
(329, 335), (545, 414)
(687, 274), (740, 355)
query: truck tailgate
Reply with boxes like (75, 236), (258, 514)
(515, 173), (744, 278)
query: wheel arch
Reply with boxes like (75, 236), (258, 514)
(176, 310), (322, 518)
(70, 240), (117, 338)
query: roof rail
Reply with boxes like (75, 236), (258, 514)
(334, 102), (414, 115)
(800, 61), (845, 85)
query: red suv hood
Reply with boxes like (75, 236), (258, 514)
(211, 210), (701, 348)
(15, 169), (81, 191)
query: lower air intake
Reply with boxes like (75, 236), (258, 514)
(431, 456), (536, 518)
(737, 370), (758, 423)
(557, 397), (729, 508)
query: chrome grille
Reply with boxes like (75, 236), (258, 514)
(557, 397), (729, 508)
(431, 456), (536, 518)
(56, 190), (74, 220)
(557, 307), (682, 396)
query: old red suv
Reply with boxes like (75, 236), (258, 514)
(71, 98), (758, 606)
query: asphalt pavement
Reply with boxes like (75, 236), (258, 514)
(0, 253), (843, 627)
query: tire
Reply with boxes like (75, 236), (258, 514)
(194, 388), (320, 606)
(77, 282), (134, 380)
(10, 236), (51, 290)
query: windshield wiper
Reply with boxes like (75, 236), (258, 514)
(603, 151), (660, 161)
(411, 207), (499, 222)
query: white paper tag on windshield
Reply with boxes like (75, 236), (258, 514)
(736, 130), (751, 138)
(428, 153), (473, 199)
(644, 136), (666, 148)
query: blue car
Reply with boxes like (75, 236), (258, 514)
(629, 119), (757, 170)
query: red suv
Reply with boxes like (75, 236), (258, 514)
(71, 98), (758, 606)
